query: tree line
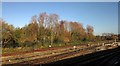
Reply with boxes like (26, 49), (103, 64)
(95, 33), (119, 41)
(1, 12), (117, 48)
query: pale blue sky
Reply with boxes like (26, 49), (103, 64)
(1, 0), (120, 2)
(2, 2), (118, 35)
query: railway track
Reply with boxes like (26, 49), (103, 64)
(47, 46), (120, 66)
(2, 45), (99, 66)
(2, 43), (119, 66)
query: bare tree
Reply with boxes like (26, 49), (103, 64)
(49, 14), (59, 45)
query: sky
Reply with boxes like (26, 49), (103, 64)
(1, 0), (120, 2)
(2, 2), (118, 35)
